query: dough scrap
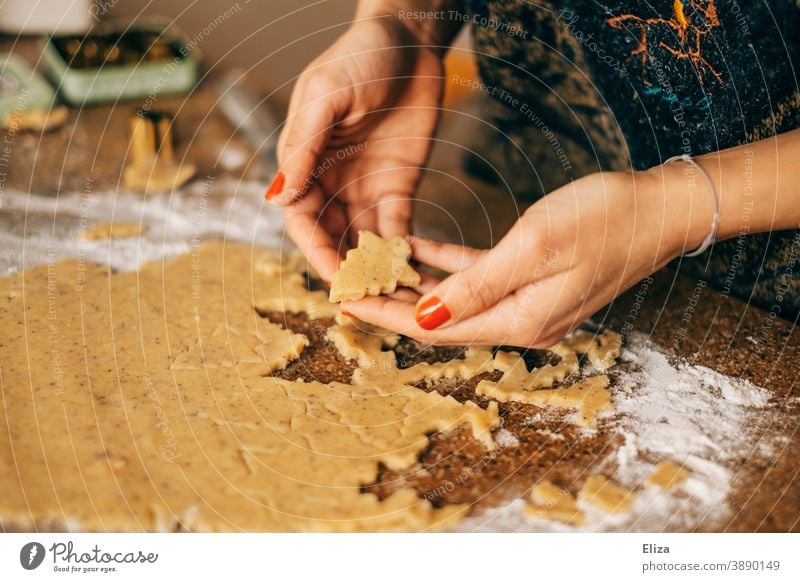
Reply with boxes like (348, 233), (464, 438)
(0, 242), (498, 532)
(564, 329), (622, 371)
(578, 475), (635, 514)
(329, 231), (421, 302)
(525, 481), (585, 526)
(475, 329), (622, 401)
(471, 329), (621, 428)
(477, 374), (612, 428)
(79, 221), (143, 240)
(477, 345), (579, 396)
(647, 460), (689, 490)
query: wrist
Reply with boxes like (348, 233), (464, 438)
(643, 160), (716, 258)
(356, 0), (464, 52)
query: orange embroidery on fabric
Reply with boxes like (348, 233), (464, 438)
(608, 0), (723, 86)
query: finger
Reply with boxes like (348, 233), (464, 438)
(408, 235), (486, 273)
(385, 287), (421, 303)
(412, 222), (545, 330)
(413, 272), (441, 295)
(345, 271), (573, 348)
(284, 185), (342, 281)
(341, 295), (504, 346)
(377, 193), (412, 239)
(268, 78), (345, 207)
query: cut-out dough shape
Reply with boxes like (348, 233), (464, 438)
(647, 460), (689, 490)
(329, 231), (421, 302)
(525, 481), (585, 526)
(578, 475), (635, 514)
(79, 222), (143, 241)
(0, 242), (498, 532)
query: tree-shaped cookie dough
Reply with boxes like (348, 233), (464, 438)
(329, 231), (421, 302)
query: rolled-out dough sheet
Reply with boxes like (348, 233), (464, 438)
(0, 242), (499, 532)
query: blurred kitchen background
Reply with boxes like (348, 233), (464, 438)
(1, 0), (360, 107)
(0, 0), (513, 260)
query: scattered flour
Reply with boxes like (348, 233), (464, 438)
(493, 428), (519, 448)
(458, 333), (772, 532)
(0, 177), (289, 274)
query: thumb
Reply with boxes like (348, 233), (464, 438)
(266, 78), (345, 206)
(413, 227), (541, 331)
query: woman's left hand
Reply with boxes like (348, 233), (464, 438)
(341, 168), (712, 347)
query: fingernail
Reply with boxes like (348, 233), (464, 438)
(341, 309), (353, 318)
(264, 171), (286, 201)
(415, 296), (451, 330)
(323, 278), (331, 287)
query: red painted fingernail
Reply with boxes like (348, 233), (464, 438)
(323, 278), (331, 287)
(264, 171), (286, 200)
(341, 309), (353, 318)
(415, 296), (451, 330)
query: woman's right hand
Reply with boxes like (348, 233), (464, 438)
(268, 16), (445, 281)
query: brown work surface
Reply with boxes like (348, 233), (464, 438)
(604, 272), (800, 532)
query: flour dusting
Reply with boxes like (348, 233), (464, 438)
(458, 332), (772, 532)
(0, 178), (289, 275)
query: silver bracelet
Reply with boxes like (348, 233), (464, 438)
(664, 153), (719, 258)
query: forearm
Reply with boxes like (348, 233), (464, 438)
(355, 0), (465, 50)
(647, 128), (800, 254)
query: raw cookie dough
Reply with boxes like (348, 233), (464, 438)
(525, 481), (585, 526)
(329, 231), (421, 302)
(565, 329), (622, 371)
(0, 242), (499, 532)
(578, 475), (635, 514)
(472, 329), (621, 396)
(475, 344), (579, 393)
(325, 318), (499, 453)
(253, 253), (339, 319)
(477, 374), (613, 428)
(170, 321), (308, 375)
(647, 460), (689, 490)
(473, 330), (622, 428)
(79, 221), (143, 240)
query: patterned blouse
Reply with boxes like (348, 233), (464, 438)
(462, 0), (800, 318)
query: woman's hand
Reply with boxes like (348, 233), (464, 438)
(268, 17), (445, 281)
(342, 168), (713, 347)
